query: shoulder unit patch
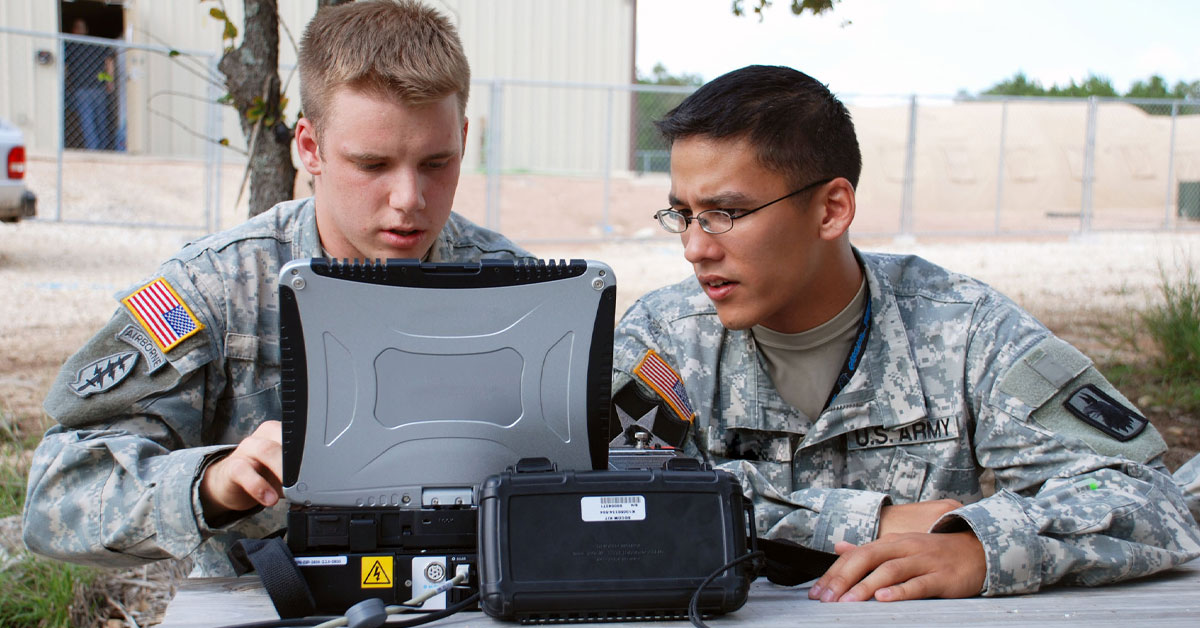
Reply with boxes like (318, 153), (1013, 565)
(1064, 383), (1149, 442)
(69, 351), (139, 397)
(116, 324), (168, 373)
(121, 278), (204, 352)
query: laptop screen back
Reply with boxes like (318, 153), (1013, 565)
(278, 258), (615, 508)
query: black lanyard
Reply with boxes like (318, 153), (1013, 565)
(823, 296), (872, 410)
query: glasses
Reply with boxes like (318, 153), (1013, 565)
(652, 177), (835, 234)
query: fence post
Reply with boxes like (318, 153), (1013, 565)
(993, 98), (1008, 234)
(55, 31), (65, 222)
(1165, 101), (1179, 229)
(1080, 96), (1098, 234)
(600, 86), (614, 235)
(485, 80), (504, 231)
(204, 55), (219, 232)
(899, 94), (918, 236)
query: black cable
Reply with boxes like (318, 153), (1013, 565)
(380, 593), (480, 628)
(214, 617), (333, 628)
(687, 550), (764, 628)
(214, 593), (480, 628)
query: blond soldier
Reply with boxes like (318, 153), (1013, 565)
(24, 0), (533, 576)
(612, 65), (1200, 601)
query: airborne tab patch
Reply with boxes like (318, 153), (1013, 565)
(69, 351), (138, 397)
(1064, 383), (1148, 442)
(116, 324), (168, 373)
(633, 350), (696, 424)
(121, 278), (204, 352)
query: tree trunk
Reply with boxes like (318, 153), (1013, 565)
(218, 0), (296, 218)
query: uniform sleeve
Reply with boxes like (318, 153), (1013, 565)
(732, 460), (890, 552)
(22, 265), (236, 568)
(1174, 454), (1200, 524)
(934, 308), (1200, 596)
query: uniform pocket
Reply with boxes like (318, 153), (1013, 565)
(212, 384), (281, 444)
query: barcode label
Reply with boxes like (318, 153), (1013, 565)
(581, 495), (646, 522)
(294, 556), (348, 567)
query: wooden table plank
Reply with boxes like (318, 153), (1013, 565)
(159, 560), (1200, 628)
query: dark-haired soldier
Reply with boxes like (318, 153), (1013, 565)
(611, 65), (1200, 601)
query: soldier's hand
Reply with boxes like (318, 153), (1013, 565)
(878, 498), (963, 536)
(807, 531), (986, 602)
(198, 420), (284, 520)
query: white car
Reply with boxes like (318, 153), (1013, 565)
(0, 118), (36, 223)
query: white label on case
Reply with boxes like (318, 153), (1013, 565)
(294, 556), (348, 567)
(581, 495), (646, 522)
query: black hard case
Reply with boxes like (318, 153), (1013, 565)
(478, 465), (756, 622)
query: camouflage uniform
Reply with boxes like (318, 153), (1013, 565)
(1176, 454), (1200, 524)
(23, 197), (534, 576)
(613, 251), (1200, 596)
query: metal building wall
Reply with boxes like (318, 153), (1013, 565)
(440, 0), (637, 173)
(123, 0), (317, 158)
(0, 2), (64, 150)
(2, 0), (635, 171)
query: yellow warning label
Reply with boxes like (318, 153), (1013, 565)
(361, 556), (393, 589)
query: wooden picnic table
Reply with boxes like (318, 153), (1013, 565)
(158, 559), (1200, 627)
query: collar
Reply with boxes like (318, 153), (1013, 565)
(809, 249), (928, 437)
(736, 249), (929, 445)
(292, 197), (322, 259)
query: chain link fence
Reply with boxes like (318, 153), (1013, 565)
(3, 27), (1199, 242)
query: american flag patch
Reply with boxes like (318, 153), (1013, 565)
(633, 350), (695, 424)
(121, 278), (204, 352)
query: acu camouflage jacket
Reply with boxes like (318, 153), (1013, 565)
(23, 197), (533, 576)
(612, 250), (1200, 596)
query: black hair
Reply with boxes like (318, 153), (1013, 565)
(655, 65), (862, 189)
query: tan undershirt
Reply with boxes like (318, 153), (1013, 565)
(751, 277), (868, 421)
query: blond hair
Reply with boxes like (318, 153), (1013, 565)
(298, 0), (470, 135)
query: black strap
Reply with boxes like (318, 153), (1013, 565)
(756, 537), (839, 586)
(229, 537), (317, 619)
(823, 296), (872, 411)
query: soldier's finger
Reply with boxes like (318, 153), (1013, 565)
(227, 457), (280, 507)
(814, 541), (907, 602)
(253, 420), (282, 442)
(836, 555), (923, 602)
(874, 572), (941, 602)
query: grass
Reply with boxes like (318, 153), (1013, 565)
(0, 407), (103, 628)
(1142, 264), (1200, 381)
(1104, 262), (1200, 415)
(0, 557), (100, 628)
(0, 408), (41, 520)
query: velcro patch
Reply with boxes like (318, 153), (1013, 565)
(847, 416), (960, 450)
(121, 278), (204, 352)
(116, 324), (168, 373)
(1064, 383), (1148, 442)
(632, 350), (696, 424)
(69, 351), (138, 398)
(610, 380), (690, 449)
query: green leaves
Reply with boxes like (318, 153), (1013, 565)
(206, 2), (239, 44)
(244, 96), (289, 128)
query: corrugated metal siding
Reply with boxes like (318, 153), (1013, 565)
(3, 0), (635, 169)
(446, 0), (636, 173)
(126, 0), (317, 158)
(1, 1), (65, 150)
